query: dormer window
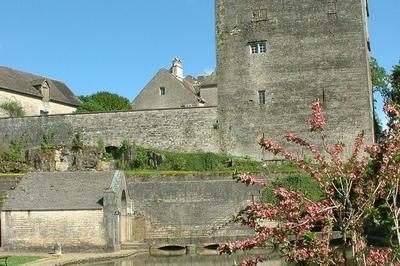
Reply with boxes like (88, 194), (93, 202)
(160, 87), (166, 96)
(249, 41), (267, 54)
(32, 79), (50, 102)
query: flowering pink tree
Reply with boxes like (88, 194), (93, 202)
(220, 101), (400, 265)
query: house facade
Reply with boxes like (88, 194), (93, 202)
(0, 67), (80, 117)
(131, 58), (218, 110)
(1, 171), (132, 251)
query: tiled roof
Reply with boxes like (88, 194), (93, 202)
(2, 172), (116, 211)
(0, 66), (80, 107)
(198, 71), (217, 88)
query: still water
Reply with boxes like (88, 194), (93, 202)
(83, 253), (285, 266)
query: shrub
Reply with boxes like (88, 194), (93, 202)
(4, 140), (23, 162)
(0, 100), (25, 117)
(71, 133), (84, 151)
(220, 101), (400, 265)
(41, 131), (57, 150)
(132, 147), (149, 168)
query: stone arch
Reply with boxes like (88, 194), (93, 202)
(120, 190), (128, 242)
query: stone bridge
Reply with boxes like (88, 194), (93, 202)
(126, 174), (263, 248)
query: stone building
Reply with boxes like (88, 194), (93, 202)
(1, 171), (132, 251)
(131, 58), (218, 110)
(216, 0), (374, 158)
(0, 66), (80, 117)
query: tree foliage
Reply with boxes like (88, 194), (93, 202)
(371, 58), (389, 142)
(0, 100), (25, 117)
(221, 101), (400, 265)
(371, 57), (390, 95)
(75, 91), (131, 113)
(390, 61), (400, 103)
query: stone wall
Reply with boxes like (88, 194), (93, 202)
(127, 174), (261, 244)
(1, 210), (106, 251)
(0, 107), (219, 153)
(200, 86), (218, 107)
(216, 0), (374, 159)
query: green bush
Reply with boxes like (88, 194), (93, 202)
(41, 131), (57, 150)
(71, 133), (84, 151)
(0, 100), (25, 117)
(132, 147), (149, 168)
(4, 140), (23, 162)
(261, 175), (324, 204)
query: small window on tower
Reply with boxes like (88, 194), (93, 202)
(259, 42), (267, 53)
(250, 43), (258, 54)
(160, 87), (166, 96)
(249, 41), (267, 54)
(258, 90), (266, 104)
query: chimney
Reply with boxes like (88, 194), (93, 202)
(171, 58), (184, 81)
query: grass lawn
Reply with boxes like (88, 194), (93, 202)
(5, 256), (43, 265)
(0, 173), (26, 177)
(125, 169), (238, 176)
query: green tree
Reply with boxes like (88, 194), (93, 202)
(75, 91), (131, 113)
(371, 58), (389, 142)
(0, 100), (25, 117)
(390, 61), (400, 103)
(371, 57), (390, 95)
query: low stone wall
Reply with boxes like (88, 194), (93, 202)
(0, 107), (219, 154)
(127, 174), (262, 244)
(1, 210), (106, 251)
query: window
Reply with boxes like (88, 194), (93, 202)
(40, 109), (49, 116)
(258, 90), (266, 104)
(259, 42), (267, 53)
(249, 41), (267, 54)
(250, 43), (258, 54)
(159, 87), (166, 96)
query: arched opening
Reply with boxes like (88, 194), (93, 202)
(120, 190), (128, 242)
(203, 244), (220, 250)
(158, 245), (186, 251)
(105, 146), (119, 159)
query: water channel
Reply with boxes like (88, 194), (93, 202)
(83, 252), (285, 266)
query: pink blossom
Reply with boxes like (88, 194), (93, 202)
(235, 173), (267, 186)
(306, 100), (325, 131)
(365, 144), (381, 157)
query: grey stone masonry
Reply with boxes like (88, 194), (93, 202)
(127, 174), (260, 243)
(0, 107), (219, 153)
(216, 0), (374, 159)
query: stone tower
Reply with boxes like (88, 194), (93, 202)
(216, 0), (374, 159)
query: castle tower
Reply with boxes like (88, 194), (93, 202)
(216, 0), (374, 159)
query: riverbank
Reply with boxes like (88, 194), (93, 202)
(0, 249), (145, 266)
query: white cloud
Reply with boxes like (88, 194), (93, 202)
(202, 67), (214, 75)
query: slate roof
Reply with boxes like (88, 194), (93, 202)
(2, 172), (116, 211)
(198, 72), (217, 88)
(0, 66), (80, 107)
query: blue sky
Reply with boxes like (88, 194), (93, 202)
(0, 0), (399, 107)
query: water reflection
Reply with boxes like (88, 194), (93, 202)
(84, 253), (285, 266)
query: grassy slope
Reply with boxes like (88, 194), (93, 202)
(6, 256), (43, 265)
